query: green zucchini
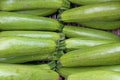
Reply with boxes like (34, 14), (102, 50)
(0, 12), (60, 31)
(68, 71), (120, 80)
(0, 53), (52, 63)
(0, 37), (56, 58)
(61, 2), (120, 23)
(79, 21), (120, 30)
(63, 26), (120, 40)
(0, 31), (62, 41)
(60, 42), (120, 67)
(58, 65), (120, 78)
(0, 0), (70, 11)
(0, 64), (59, 80)
(15, 9), (57, 16)
(65, 38), (119, 51)
(69, 0), (120, 5)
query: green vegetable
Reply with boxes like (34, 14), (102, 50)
(65, 38), (119, 51)
(0, 31), (62, 41)
(0, 12), (60, 31)
(61, 2), (120, 23)
(0, 64), (59, 80)
(63, 26), (120, 40)
(58, 65), (120, 77)
(0, 0), (70, 11)
(68, 71), (120, 80)
(69, 0), (120, 5)
(79, 21), (120, 30)
(15, 9), (57, 16)
(0, 37), (56, 58)
(60, 42), (120, 67)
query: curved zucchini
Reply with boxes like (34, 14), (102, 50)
(58, 65), (120, 78)
(0, 37), (56, 58)
(0, 31), (61, 41)
(68, 71), (120, 80)
(65, 38), (119, 51)
(69, 0), (120, 5)
(60, 42), (120, 67)
(63, 26), (120, 40)
(0, 12), (60, 31)
(0, 64), (59, 80)
(79, 21), (120, 30)
(15, 9), (57, 16)
(61, 2), (120, 23)
(0, 0), (69, 11)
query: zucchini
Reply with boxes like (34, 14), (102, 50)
(15, 9), (57, 16)
(0, 53), (52, 63)
(65, 38), (119, 51)
(0, 12), (60, 31)
(61, 2), (120, 23)
(0, 64), (59, 80)
(60, 42), (120, 67)
(0, 0), (70, 11)
(69, 0), (120, 5)
(68, 71), (120, 80)
(80, 21), (120, 30)
(63, 26), (120, 40)
(58, 65), (120, 77)
(0, 31), (61, 41)
(0, 37), (56, 58)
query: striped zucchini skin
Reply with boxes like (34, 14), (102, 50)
(68, 71), (120, 80)
(58, 65), (120, 77)
(15, 9), (57, 16)
(0, 0), (66, 11)
(63, 26), (120, 40)
(0, 64), (59, 80)
(0, 37), (56, 58)
(0, 12), (60, 31)
(0, 31), (61, 41)
(61, 2), (120, 23)
(65, 38), (119, 51)
(80, 21), (120, 30)
(60, 43), (120, 67)
(69, 0), (120, 5)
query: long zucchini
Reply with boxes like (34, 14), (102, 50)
(63, 26), (120, 40)
(61, 2), (120, 23)
(60, 42), (120, 67)
(0, 12), (60, 31)
(0, 31), (62, 41)
(0, 0), (70, 11)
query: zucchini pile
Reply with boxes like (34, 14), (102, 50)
(0, 0), (120, 80)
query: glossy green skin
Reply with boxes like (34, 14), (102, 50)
(69, 0), (120, 5)
(60, 42), (120, 67)
(65, 38), (119, 51)
(58, 65), (120, 77)
(61, 2), (120, 23)
(0, 31), (61, 41)
(15, 9), (57, 16)
(0, 0), (67, 11)
(63, 26), (120, 40)
(0, 37), (56, 58)
(80, 21), (120, 30)
(0, 53), (52, 63)
(0, 64), (59, 80)
(68, 71), (120, 80)
(0, 12), (60, 31)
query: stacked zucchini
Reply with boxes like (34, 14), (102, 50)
(58, 0), (120, 80)
(0, 0), (120, 80)
(0, 0), (70, 80)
